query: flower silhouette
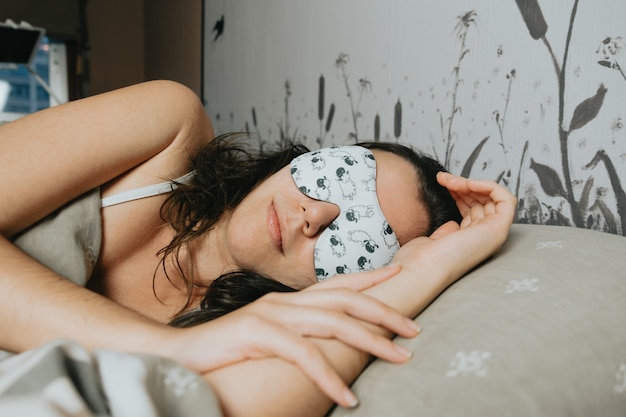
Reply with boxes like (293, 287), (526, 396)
(596, 36), (626, 82)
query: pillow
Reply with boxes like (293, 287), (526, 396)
(329, 224), (626, 416)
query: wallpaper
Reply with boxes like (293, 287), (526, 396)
(203, 0), (626, 235)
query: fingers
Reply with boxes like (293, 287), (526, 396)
(262, 288), (419, 340)
(256, 298), (415, 362)
(437, 172), (516, 227)
(240, 316), (360, 408)
(304, 264), (420, 338)
(236, 293), (417, 408)
(463, 197), (493, 227)
(438, 172), (516, 206)
(438, 172), (493, 206)
(429, 221), (460, 239)
(175, 313), (362, 408)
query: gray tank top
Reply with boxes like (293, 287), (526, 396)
(12, 189), (102, 287)
(11, 171), (193, 286)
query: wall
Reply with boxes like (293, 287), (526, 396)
(87, 0), (202, 96)
(144, 0), (202, 96)
(86, 0), (145, 95)
(203, 0), (626, 235)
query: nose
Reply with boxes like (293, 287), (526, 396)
(301, 200), (340, 237)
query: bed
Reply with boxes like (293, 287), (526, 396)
(1, 223), (626, 416)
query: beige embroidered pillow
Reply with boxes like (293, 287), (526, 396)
(330, 224), (626, 416)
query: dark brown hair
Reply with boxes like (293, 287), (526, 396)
(157, 133), (309, 315)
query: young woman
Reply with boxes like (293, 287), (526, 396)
(0, 80), (516, 416)
(154, 136), (464, 326)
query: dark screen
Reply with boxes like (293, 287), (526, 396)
(0, 25), (43, 64)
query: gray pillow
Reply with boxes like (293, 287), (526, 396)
(330, 224), (626, 416)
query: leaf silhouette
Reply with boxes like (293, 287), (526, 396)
(325, 103), (335, 133)
(578, 176), (594, 214)
(569, 84), (607, 132)
(460, 136), (490, 178)
(394, 99), (402, 139)
(530, 158), (567, 198)
(318, 75), (325, 121)
(251, 107), (257, 127)
(515, 0), (548, 40)
(585, 149), (626, 234)
(590, 199), (618, 234)
(374, 114), (380, 141)
(546, 207), (571, 226)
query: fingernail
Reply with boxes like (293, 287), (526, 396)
(406, 318), (422, 334)
(395, 343), (413, 359)
(344, 389), (359, 408)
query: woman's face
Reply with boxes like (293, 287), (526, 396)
(210, 149), (430, 289)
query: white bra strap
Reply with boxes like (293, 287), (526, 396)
(101, 171), (195, 208)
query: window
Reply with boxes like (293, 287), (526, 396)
(0, 36), (68, 121)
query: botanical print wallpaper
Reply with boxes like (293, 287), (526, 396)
(203, 0), (626, 235)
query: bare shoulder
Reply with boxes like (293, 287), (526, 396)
(100, 82), (214, 199)
(0, 80), (214, 236)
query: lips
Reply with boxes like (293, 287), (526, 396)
(268, 202), (283, 253)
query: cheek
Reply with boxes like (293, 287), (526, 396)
(277, 240), (319, 289)
(227, 206), (318, 288)
(223, 204), (263, 262)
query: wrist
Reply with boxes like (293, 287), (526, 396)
(137, 324), (184, 360)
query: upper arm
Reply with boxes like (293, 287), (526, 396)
(0, 80), (213, 236)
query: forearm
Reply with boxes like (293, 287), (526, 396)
(204, 331), (369, 417)
(202, 263), (452, 417)
(202, 220), (511, 417)
(0, 235), (172, 354)
(205, 175), (516, 417)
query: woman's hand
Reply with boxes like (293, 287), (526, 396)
(171, 175), (515, 417)
(394, 172), (517, 283)
(438, 171), (516, 240)
(160, 174), (514, 410)
(159, 263), (419, 408)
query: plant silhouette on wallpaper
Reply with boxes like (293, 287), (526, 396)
(334, 52), (405, 144)
(239, 0), (624, 234)
(317, 74), (335, 147)
(335, 52), (373, 143)
(493, 69), (521, 189)
(441, 10), (479, 170)
(596, 36), (626, 81)
(432, 10), (526, 196)
(247, 51), (399, 147)
(247, 80), (303, 151)
(318, 52), (404, 144)
(515, 0), (625, 234)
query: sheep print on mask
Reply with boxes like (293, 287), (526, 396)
(290, 146), (400, 281)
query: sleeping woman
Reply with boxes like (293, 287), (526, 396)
(0, 80), (516, 417)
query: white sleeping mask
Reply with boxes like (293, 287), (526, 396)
(290, 146), (400, 281)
